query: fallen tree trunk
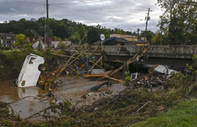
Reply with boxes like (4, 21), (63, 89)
(100, 48), (148, 80)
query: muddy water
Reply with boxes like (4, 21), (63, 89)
(0, 80), (19, 103)
(0, 78), (126, 120)
(0, 79), (47, 103)
(0, 79), (50, 120)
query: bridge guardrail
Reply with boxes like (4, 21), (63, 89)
(99, 45), (197, 59)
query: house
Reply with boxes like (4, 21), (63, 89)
(0, 32), (16, 47)
(110, 34), (147, 42)
(26, 36), (72, 49)
(102, 37), (128, 46)
(51, 40), (72, 49)
(102, 34), (149, 46)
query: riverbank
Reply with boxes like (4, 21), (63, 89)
(0, 49), (65, 82)
(0, 49), (196, 126)
(0, 73), (196, 127)
(131, 99), (197, 127)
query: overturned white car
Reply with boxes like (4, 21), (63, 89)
(15, 54), (45, 87)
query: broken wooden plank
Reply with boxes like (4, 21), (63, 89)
(83, 70), (112, 78)
(104, 75), (124, 83)
(108, 48), (148, 77)
(89, 61), (104, 69)
(53, 47), (89, 81)
(54, 48), (81, 80)
(88, 56), (103, 74)
(83, 74), (108, 78)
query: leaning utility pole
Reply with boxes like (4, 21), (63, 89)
(144, 8), (151, 42)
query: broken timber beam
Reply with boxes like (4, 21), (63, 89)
(88, 56), (103, 74)
(108, 48), (148, 77)
(104, 75), (124, 83)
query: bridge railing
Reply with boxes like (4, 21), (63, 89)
(99, 45), (197, 59)
(70, 45), (197, 59)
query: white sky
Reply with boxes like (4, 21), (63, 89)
(0, 0), (163, 32)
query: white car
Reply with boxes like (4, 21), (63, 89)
(16, 54), (45, 87)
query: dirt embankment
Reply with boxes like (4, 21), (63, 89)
(0, 51), (26, 81)
(0, 49), (63, 82)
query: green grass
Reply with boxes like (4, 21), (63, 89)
(129, 99), (197, 127)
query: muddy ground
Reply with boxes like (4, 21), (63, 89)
(0, 77), (126, 121)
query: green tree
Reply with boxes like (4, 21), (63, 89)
(69, 32), (81, 44)
(151, 32), (162, 45)
(54, 36), (62, 41)
(15, 33), (25, 47)
(141, 30), (155, 43)
(157, 0), (197, 45)
(87, 28), (100, 44)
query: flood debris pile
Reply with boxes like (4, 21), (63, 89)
(0, 47), (197, 126)
(130, 65), (178, 91)
(37, 46), (103, 89)
(1, 72), (196, 127)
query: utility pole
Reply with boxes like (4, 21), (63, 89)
(46, 0), (49, 20)
(45, 0), (49, 47)
(144, 8), (151, 42)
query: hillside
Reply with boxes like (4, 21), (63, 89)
(0, 18), (132, 44)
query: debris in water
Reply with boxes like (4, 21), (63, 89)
(154, 65), (177, 76)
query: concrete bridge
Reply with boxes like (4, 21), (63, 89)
(99, 45), (197, 67)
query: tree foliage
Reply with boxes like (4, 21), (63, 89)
(141, 30), (155, 43)
(87, 27), (100, 44)
(157, 0), (197, 45)
(15, 33), (25, 47)
(0, 18), (137, 45)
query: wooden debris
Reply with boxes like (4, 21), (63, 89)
(135, 101), (152, 113)
(88, 56), (103, 73)
(108, 48), (147, 77)
(83, 70), (112, 78)
(83, 74), (108, 78)
(104, 75), (124, 83)
(38, 46), (148, 89)
(144, 64), (159, 80)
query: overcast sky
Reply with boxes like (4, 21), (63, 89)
(0, 0), (163, 32)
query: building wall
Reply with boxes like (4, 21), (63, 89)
(0, 33), (16, 47)
(110, 34), (146, 42)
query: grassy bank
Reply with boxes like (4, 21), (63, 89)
(131, 99), (197, 127)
